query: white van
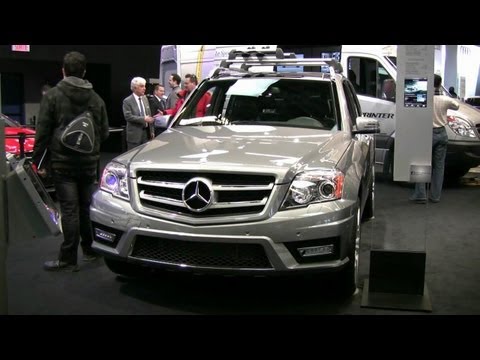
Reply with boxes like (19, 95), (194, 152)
(340, 45), (480, 179)
(160, 45), (480, 179)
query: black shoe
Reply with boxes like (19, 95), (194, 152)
(44, 260), (79, 272)
(409, 196), (427, 204)
(82, 253), (101, 262)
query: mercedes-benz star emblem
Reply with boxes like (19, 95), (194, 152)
(182, 177), (213, 212)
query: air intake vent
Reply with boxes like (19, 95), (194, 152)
(131, 235), (273, 269)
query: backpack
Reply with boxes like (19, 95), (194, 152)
(59, 110), (95, 153)
(55, 88), (97, 154)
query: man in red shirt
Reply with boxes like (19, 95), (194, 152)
(163, 74), (211, 118)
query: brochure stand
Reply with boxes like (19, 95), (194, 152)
(361, 250), (432, 312)
(6, 158), (61, 241)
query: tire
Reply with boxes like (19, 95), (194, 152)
(383, 149), (394, 181)
(337, 201), (361, 296)
(361, 167), (375, 222)
(104, 257), (146, 278)
(445, 167), (470, 181)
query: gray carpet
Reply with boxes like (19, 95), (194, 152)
(5, 156), (480, 314)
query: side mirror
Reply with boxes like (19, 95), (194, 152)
(353, 117), (380, 134)
(154, 114), (170, 129)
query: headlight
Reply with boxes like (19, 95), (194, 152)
(447, 116), (477, 138)
(100, 162), (130, 200)
(280, 169), (344, 210)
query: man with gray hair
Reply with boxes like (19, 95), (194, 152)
(122, 77), (155, 150)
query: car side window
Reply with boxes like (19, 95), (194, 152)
(179, 84), (219, 119)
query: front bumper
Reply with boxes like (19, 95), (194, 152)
(446, 140), (480, 170)
(90, 190), (357, 275)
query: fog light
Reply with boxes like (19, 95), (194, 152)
(95, 228), (116, 243)
(298, 244), (334, 257)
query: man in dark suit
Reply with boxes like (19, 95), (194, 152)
(122, 77), (155, 150)
(148, 84), (167, 136)
(165, 73), (181, 110)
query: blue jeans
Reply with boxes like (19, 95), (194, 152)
(52, 167), (98, 265)
(412, 127), (448, 201)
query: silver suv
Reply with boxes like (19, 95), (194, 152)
(90, 50), (379, 295)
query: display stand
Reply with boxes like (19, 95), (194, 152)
(361, 45), (435, 313)
(361, 250), (432, 312)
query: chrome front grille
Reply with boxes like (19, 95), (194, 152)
(136, 171), (275, 217)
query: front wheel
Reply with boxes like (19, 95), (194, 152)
(445, 167), (470, 181)
(362, 168), (375, 222)
(383, 149), (394, 181)
(337, 201), (361, 296)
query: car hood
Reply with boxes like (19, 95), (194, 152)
(450, 102), (480, 124)
(118, 125), (351, 183)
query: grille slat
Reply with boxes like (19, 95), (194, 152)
(131, 236), (272, 269)
(136, 171), (275, 217)
(137, 171), (274, 185)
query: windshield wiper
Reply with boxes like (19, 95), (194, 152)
(179, 115), (230, 126)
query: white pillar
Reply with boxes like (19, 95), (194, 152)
(444, 45), (458, 93)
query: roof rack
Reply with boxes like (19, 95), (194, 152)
(219, 47), (343, 77)
(209, 66), (249, 79)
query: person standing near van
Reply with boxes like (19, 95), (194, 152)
(382, 79), (396, 101)
(163, 74), (211, 118)
(165, 73), (182, 110)
(410, 74), (459, 203)
(449, 86), (459, 99)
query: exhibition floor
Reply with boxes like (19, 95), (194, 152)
(5, 155), (480, 315)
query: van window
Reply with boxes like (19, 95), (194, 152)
(347, 56), (395, 101)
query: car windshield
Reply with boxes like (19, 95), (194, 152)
(174, 78), (338, 130)
(1, 113), (21, 127)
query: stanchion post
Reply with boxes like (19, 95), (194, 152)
(0, 116), (9, 314)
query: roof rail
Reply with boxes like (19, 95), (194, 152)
(221, 48), (343, 77)
(227, 47), (286, 60)
(209, 66), (248, 79)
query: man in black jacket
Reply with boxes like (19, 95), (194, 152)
(148, 84), (167, 136)
(32, 51), (110, 272)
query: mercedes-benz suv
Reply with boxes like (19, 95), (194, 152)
(90, 50), (379, 295)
